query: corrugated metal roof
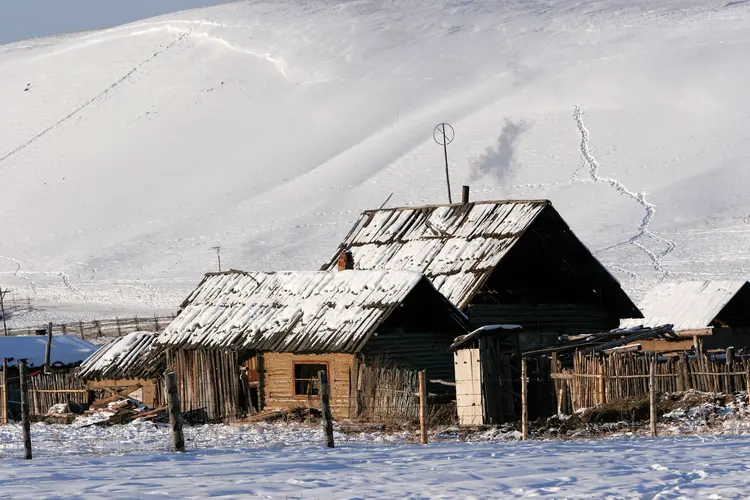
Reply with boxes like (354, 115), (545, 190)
(620, 281), (748, 330)
(157, 269), (466, 353)
(77, 331), (162, 381)
(321, 200), (548, 309)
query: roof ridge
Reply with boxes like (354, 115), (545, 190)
(361, 199), (550, 214)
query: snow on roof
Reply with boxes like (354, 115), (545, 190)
(620, 281), (749, 331)
(450, 324), (523, 351)
(77, 331), (162, 381)
(158, 269), (462, 353)
(320, 200), (549, 309)
(0, 335), (98, 369)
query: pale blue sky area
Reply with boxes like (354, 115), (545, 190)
(0, 0), (234, 45)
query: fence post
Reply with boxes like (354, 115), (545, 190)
(1, 358), (7, 425)
(649, 360), (657, 438)
(166, 372), (185, 452)
(318, 370), (334, 448)
(79, 320), (85, 341)
(746, 364), (750, 401)
(418, 370), (428, 444)
(597, 360), (605, 406)
(44, 322), (53, 374)
(521, 358), (528, 440)
(676, 353), (685, 392)
(115, 317), (122, 336)
(19, 360), (32, 459)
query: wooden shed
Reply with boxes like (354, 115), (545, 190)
(156, 269), (470, 421)
(450, 325), (522, 425)
(621, 281), (750, 352)
(77, 331), (165, 408)
(321, 197), (642, 350)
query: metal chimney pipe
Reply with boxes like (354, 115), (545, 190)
(462, 185), (470, 204)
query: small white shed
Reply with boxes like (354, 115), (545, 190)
(450, 325), (522, 426)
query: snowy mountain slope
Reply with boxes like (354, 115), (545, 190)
(1, 0), (750, 319)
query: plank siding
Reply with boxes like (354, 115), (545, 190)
(362, 330), (457, 388)
(262, 352), (355, 419)
(467, 303), (617, 349)
(85, 378), (161, 408)
(454, 349), (483, 425)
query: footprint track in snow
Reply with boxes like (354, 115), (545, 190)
(573, 104), (676, 275)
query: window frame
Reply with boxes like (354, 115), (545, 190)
(292, 361), (330, 398)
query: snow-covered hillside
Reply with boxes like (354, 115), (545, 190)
(2, 0), (750, 319)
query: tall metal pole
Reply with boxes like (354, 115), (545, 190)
(442, 124), (452, 204)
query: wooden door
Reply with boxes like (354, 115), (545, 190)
(454, 349), (484, 425)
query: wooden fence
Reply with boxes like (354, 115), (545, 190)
(552, 351), (750, 414)
(2, 368), (90, 423)
(356, 361), (420, 424)
(4, 314), (177, 342)
(166, 349), (244, 423)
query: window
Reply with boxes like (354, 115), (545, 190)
(294, 363), (327, 396)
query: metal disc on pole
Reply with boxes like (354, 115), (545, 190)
(433, 123), (455, 204)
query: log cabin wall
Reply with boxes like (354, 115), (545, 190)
(261, 352), (355, 419)
(362, 330), (456, 387)
(467, 303), (617, 349)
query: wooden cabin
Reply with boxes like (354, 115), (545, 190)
(321, 196), (642, 350)
(156, 269), (470, 422)
(0, 334), (98, 422)
(621, 281), (750, 352)
(77, 331), (164, 408)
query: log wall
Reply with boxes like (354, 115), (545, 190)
(262, 352), (355, 419)
(467, 303), (617, 349)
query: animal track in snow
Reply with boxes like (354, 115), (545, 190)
(573, 105), (676, 274)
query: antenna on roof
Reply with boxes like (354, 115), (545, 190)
(433, 123), (455, 204)
(210, 245), (222, 272)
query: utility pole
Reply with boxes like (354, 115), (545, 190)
(0, 286), (10, 336)
(211, 245), (222, 272)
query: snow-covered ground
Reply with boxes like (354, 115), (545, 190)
(1, 421), (750, 498)
(2, 0), (750, 320)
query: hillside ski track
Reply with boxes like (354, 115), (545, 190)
(573, 105), (676, 274)
(0, 23), (200, 168)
